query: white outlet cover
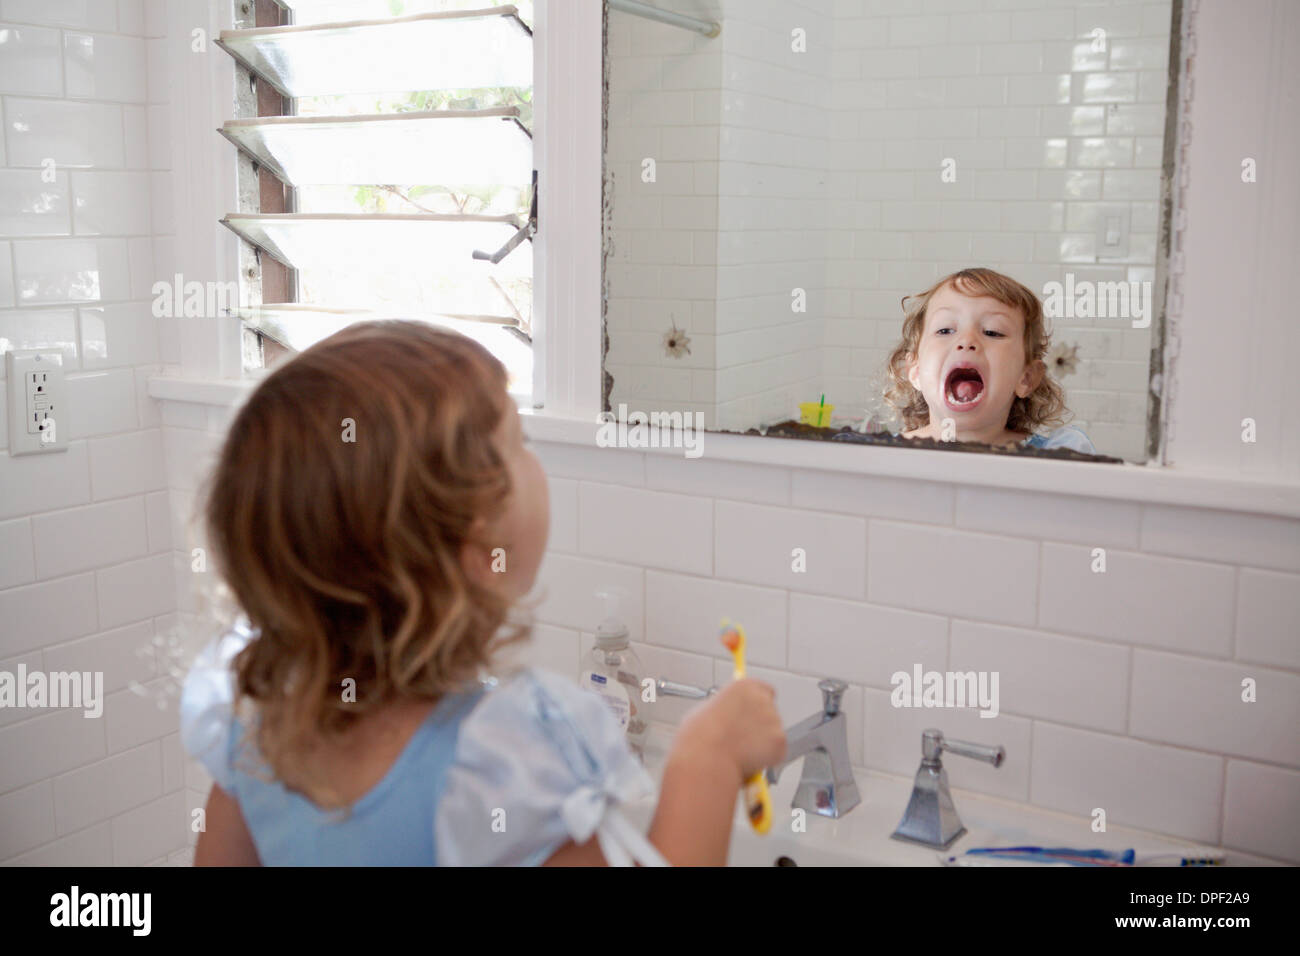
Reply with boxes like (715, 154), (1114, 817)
(5, 350), (69, 456)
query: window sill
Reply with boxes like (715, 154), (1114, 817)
(146, 375), (1300, 518)
(148, 374), (256, 406)
(520, 410), (1300, 520)
(147, 373), (536, 410)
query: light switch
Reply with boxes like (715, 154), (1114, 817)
(1104, 216), (1123, 246)
(1096, 206), (1131, 259)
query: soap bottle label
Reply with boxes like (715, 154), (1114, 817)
(583, 670), (631, 730)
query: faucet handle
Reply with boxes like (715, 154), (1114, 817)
(655, 678), (717, 700)
(921, 728), (1004, 766)
(818, 679), (847, 716)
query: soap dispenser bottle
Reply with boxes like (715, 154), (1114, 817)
(581, 588), (650, 760)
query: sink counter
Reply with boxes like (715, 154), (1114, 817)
(625, 725), (1275, 867)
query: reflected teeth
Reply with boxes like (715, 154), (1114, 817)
(946, 369), (982, 406)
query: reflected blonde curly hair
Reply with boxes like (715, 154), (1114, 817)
(883, 268), (1068, 434)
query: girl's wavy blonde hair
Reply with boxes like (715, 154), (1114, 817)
(883, 267), (1067, 434)
(203, 320), (530, 807)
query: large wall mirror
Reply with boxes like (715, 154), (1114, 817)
(602, 0), (1180, 463)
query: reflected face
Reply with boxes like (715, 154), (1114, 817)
(478, 398), (549, 600)
(907, 284), (1041, 437)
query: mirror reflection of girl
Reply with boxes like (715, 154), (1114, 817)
(883, 267), (1096, 454)
(180, 320), (785, 866)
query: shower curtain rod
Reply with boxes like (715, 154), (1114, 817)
(608, 0), (721, 38)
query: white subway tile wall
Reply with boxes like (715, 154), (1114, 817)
(516, 441), (1300, 861)
(607, 0), (1171, 459)
(0, 0), (187, 866)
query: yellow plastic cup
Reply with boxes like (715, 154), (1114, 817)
(798, 401), (835, 428)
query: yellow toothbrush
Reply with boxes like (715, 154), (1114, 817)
(719, 619), (773, 834)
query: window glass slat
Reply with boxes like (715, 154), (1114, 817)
(271, 0), (534, 30)
(222, 213), (532, 276)
(220, 110), (531, 186)
(241, 305), (533, 390)
(217, 10), (532, 98)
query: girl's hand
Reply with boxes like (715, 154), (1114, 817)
(674, 678), (786, 782)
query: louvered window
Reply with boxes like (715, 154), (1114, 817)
(214, 0), (535, 400)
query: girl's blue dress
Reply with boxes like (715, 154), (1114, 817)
(179, 621), (666, 866)
(1021, 424), (1096, 454)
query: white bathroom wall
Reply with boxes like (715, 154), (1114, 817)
(522, 439), (1300, 863)
(0, 0), (192, 866)
(1165, 0), (1300, 481)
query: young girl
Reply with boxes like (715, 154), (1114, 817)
(180, 320), (785, 866)
(883, 267), (1096, 454)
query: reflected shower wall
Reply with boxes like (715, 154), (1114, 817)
(607, 0), (831, 432)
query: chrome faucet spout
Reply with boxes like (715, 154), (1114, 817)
(765, 679), (860, 819)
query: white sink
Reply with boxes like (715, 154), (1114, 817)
(625, 726), (1260, 867)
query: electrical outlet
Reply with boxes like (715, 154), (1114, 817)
(5, 350), (69, 456)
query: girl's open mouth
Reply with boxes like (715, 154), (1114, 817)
(944, 367), (985, 411)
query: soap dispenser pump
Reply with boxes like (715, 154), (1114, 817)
(581, 587), (650, 759)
